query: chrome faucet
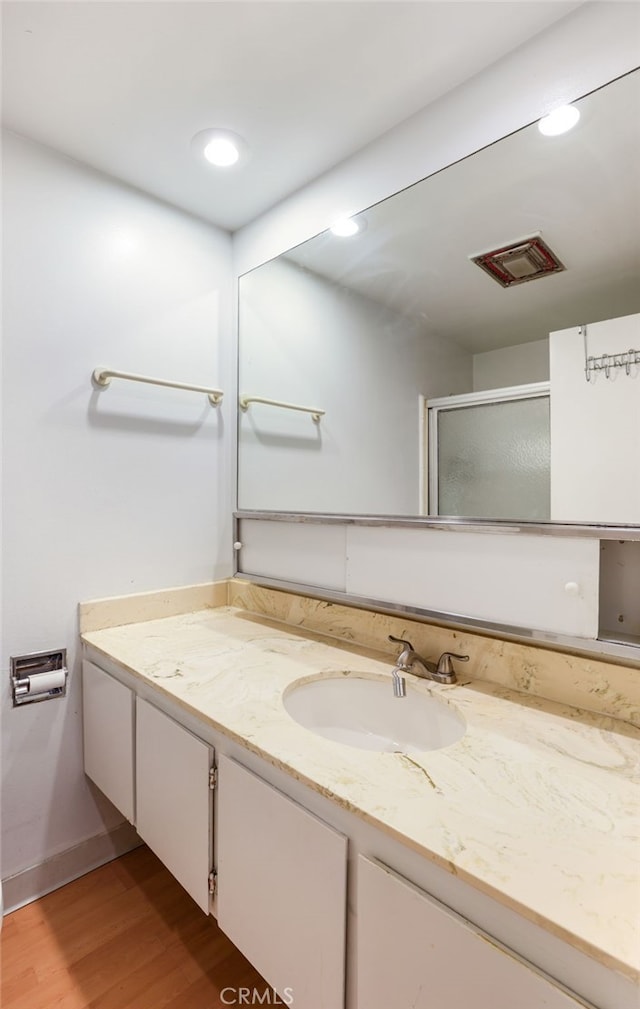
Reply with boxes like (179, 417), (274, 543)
(388, 635), (469, 697)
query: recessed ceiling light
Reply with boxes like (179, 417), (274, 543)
(538, 105), (580, 137)
(330, 217), (363, 237)
(191, 128), (248, 168)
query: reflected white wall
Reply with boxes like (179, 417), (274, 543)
(473, 340), (550, 392)
(550, 313), (640, 523)
(238, 258), (472, 513)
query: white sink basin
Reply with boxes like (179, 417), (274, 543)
(283, 674), (466, 754)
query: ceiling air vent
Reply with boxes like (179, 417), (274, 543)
(470, 234), (565, 288)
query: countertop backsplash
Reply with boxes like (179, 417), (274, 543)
(79, 576), (640, 726)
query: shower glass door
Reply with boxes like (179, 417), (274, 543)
(427, 383), (550, 521)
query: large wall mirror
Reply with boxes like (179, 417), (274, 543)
(238, 69), (640, 525)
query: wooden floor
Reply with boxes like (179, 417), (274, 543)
(0, 845), (268, 1009)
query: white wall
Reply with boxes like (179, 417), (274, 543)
(239, 259), (471, 513)
(550, 313), (640, 523)
(1, 132), (233, 887)
(473, 340), (549, 392)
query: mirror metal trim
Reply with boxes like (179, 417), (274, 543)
(232, 565), (640, 670)
(235, 510), (640, 541)
(234, 511), (640, 664)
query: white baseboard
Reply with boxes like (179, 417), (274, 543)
(1, 821), (142, 915)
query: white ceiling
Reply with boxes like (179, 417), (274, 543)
(1, 1), (580, 232)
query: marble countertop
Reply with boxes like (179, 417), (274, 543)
(81, 606), (640, 981)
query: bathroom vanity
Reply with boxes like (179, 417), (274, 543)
(80, 582), (639, 1009)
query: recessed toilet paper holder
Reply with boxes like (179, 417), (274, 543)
(10, 649), (68, 706)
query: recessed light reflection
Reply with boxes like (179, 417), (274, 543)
(538, 105), (580, 137)
(204, 137), (240, 167)
(330, 217), (361, 237)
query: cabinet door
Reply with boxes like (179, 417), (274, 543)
(136, 698), (213, 914)
(217, 755), (347, 1009)
(357, 857), (587, 1009)
(82, 660), (134, 823)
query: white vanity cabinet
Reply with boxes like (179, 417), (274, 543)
(82, 660), (135, 824)
(82, 660), (214, 914)
(136, 698), (214, 914)
(81, 650), (626, 1009)
(357, 856), (587, 1009)
(216, 755), (348, 1009)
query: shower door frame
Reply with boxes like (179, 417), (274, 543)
(425, 380), (551, 517)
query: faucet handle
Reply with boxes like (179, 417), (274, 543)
(388, 634), (415, 652)
(436, 651), (469, 675)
